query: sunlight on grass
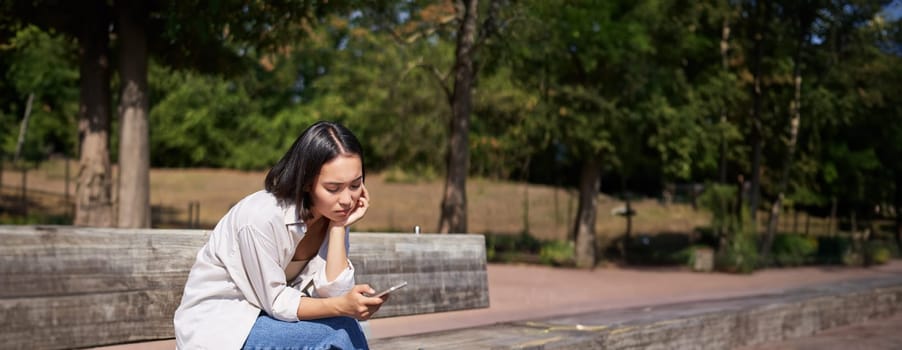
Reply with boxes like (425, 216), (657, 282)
(6, 159), (710, 239)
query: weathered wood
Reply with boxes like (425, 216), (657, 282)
(0, 225), (489, 350)
(370, 276), (902, 350)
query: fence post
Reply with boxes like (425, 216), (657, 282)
(20, 167), (27, 216)
(65, 157), (70, 208)
(194, 201), (200, 228)
(804, 213), (811, 235)
(186, 201), (201, 228)
(187, 202), (194, 228)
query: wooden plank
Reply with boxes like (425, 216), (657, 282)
(0, 225), (488, 349)
(370, 277), (902, 350)
(352, 234), (490, 315)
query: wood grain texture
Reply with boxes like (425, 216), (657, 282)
(368, 277), (902, 350)
(0, 225), (488, 349)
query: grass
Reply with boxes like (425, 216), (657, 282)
(1, 159), (711, 241)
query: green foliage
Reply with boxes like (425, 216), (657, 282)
(716, 231), (758, 274)
(698, 184), (740, 236)
(865, 240), (893, 266)
(624, 234), (696, 265)
(696, 183), (760, 272)
(382, 165), (439, 184)
(771, 234), (818, 267)
(148, 64), (268, 168)
(295, 25), (452, 174)
(484, 231), (543, 263)
(539, 240), (575, 267)
(471, 67), (544, 179)
(2, 1), (901, 275)
(813, 236), (893, 267)
(0, 212), (71, 225)
(816, 236), (854, 265)
(0, 25), (78, 161)
(485, 233), (577, 267)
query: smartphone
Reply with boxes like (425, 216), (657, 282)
(372, 281), (408, 298)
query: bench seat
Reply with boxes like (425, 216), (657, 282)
(0, 225), (489, 350)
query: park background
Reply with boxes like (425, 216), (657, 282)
(1, 0), (901, 272)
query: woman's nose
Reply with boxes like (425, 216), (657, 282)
(340, 190), (353, 207)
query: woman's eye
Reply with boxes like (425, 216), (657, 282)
(326, 188), (340, 193)
(350, 184), (361, 190)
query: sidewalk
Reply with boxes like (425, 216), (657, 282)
(92, 260), (902, 350)
(368, 260), (902, 339)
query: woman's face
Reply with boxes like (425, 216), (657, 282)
(309, 154), (364, 222)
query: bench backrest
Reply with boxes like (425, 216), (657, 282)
(0, 225), (489, 350)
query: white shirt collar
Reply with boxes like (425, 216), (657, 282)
(281, 201), (306, 236)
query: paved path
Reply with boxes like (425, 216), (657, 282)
(92, 260), (902, 349)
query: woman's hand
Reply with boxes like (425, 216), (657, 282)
(335, 284), (384, 320)
(331, 184), (370, 228)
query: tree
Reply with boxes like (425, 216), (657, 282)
(115, 0), (150, 228)
(7, 0), (352, 226)
(506, 0), (699, 267)
(437, 0), (479, 234)
(1, 25), (80, 163)
(746, 0), (770, 225)
(354, 0), (501, 233)
(760, 0), (818, 264)
(74, 0), (115, 226)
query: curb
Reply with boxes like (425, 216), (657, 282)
(370, 275), (902, 349)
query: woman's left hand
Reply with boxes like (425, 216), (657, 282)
(332, 184), (369, 228)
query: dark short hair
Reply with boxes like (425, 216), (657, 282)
(264, 121), (365, 220)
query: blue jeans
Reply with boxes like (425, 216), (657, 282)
(242, 313), (369, 350)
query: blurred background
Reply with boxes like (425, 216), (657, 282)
(1, 0), (900, 270)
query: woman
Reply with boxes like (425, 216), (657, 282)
(174, 121), (383, 349)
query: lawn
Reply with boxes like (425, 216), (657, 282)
(1, 159), (710, 241)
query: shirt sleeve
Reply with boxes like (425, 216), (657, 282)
(312, 227), (355, 298)
(235, 225), (302, 322)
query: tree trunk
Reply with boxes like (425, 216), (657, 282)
(438, 0), (478, 234)
(619, 176), (632, 261)
(895, 171), (902, 252)
(829, 197), (837, 235)
(14, 93), (35, 163)
(116, 0), (151, 228)
(748, 0), (769, 226)
(804, 212), (810, 235)
(574, 154), (601, 269)
(74, 1), (114, 227)
(761, 15), (805, 262)
(735, 174), (745, 227)
(718, 11), (731, 184)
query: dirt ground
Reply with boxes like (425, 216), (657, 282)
(2, 160), (713, 241)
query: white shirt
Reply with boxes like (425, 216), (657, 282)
(174, 190), (355, 350)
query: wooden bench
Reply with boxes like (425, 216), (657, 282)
(0, 225), (489, 350)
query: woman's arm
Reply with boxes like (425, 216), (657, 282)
(324, 184), (369, 282)
(325, 224), (349, 282)
(296, 285), (384, 320)
(299, 184), (381, 320)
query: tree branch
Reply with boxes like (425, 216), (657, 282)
(399, 57), (453, 101)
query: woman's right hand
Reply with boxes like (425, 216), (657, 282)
(336, 284), (385, 320)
